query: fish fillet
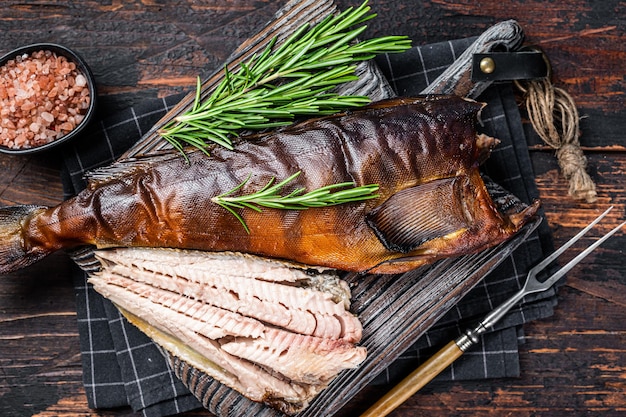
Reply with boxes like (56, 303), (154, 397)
(89, 248), (365, 413)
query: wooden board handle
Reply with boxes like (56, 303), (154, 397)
(360, 340), (464, 417)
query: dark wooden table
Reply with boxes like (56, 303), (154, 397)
(1, 1), (624, 416)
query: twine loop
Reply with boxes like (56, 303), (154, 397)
(516, 76), (597, 203)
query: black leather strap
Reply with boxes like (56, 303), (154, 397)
(472, 50), (549, 81)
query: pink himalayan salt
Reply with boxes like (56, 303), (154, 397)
(0, 49), (91, 150)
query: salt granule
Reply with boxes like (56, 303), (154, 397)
(0, 49), (91, 150)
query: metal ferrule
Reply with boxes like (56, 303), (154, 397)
(455, 328), (480, 352)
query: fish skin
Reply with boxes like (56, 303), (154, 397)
(0, 96), (539, 275)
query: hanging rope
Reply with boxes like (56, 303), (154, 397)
(516, 77), (597, 203)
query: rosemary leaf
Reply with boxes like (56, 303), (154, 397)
(159, 0), (411, 153)
(242, 121), (293, 130)
(212, 171), (379, 232)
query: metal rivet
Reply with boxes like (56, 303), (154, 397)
(479, 57), (496, 74)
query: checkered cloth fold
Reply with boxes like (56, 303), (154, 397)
(61, 36), (555, 416)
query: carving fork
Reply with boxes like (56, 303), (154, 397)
(361, 206), (626, 417)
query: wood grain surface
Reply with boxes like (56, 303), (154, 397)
(1, 1), (624, 416)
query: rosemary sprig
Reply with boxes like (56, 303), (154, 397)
(212, 171), (379, 233)
(159, 0), (411, 153)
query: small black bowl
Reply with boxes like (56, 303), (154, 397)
(0, 43), (97, 155)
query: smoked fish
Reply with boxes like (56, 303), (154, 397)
(90, 247), (366, 415)
(0, 96), (539, 276)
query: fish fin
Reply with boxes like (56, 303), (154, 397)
(83, 154), (174, 187)
(366, 177), (470, 253)
(83, 160), (145, 186)
(0, 205), (49, 274)
(476, 134), (500, 165)
(67, 245), (101, 274)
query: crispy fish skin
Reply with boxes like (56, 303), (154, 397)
(0, 96), (538, 275)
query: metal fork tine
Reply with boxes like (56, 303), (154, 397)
(539, 219), (626, 288)
(528, 206), (614, 276)
(360, 208), (624, 417)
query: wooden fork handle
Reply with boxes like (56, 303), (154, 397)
(360, 340), (464, 417)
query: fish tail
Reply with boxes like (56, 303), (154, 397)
(0, 205), (49, 274)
